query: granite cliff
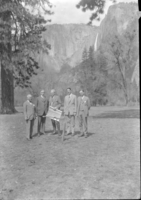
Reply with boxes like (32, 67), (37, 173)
(15, 2), (139, 105)
(38, 2), (138, 72)
(38, 24), (98, 71)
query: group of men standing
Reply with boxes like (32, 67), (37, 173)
(23, 88), (91, 140)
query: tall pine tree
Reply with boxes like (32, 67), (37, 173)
(0, 0), (52, 113)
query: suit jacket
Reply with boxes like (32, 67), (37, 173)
(23, 100), (36, 120)
(64, 94), (77, 115)
(49, 95), (61, 109)
(77, 96), (90, 117)
(35, 96), (49, 116)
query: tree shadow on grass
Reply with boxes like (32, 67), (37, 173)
(92, 109), (140, 119)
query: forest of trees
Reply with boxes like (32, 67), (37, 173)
(1, 0), (114, 113)
(15, 21), (138, 107)
(53, 22), (139, 106)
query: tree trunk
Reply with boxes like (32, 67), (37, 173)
(0, 1), (16, 114)
(0, 61), (15, 113)
(124, 91), (129, 106)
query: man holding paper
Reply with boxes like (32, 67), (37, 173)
(49, 89), (62, 135)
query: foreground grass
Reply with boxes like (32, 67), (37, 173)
(0, 107), (140, 199)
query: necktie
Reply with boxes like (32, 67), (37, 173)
(81, 96), (84, 104)
(51, 96), (54, 106)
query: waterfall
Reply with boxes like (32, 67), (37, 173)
(94, 33), (99, 51)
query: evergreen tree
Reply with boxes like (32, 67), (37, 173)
(105, 26), (138, 105)
(82, 47), (88, 63)
(76, 0), (116, 24)
(0, 0), (52, 113)
(88, 46), (94, 62)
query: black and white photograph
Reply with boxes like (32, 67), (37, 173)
(0, 0), (140, 199)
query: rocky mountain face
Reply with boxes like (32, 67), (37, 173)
(15, 2), (139, 105)
(38, 24), (98, 71)
(99, 2), (139, 84)
(100, 2), (138, 37)
(38, 2), (138, 71)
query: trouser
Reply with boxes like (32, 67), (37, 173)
(65, 114), (75, 135)
(51, 119), (60, 133)
(37, 113), (46, 133)
(25, 119), (34, 139)
(78, 113), (88, 135)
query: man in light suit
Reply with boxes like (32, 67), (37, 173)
(23, 94), (36, 140)
(77, 89), (91, 138)
(35, 90), (49, 136)
(49, 89), (61, 135)
(64, 88), (77, 136)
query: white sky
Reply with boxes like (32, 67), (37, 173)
(45, 0), (138, 25)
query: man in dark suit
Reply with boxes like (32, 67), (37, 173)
(35, 90), (49, 136)
(23, 94), (36, 140)
(49, 89), (61, 135)
(77, 89), (91, 138)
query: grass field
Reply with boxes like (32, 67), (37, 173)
(0, 106), (140, 200)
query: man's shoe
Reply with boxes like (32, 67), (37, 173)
(58, 131), (61, 136)
(79, 133), (84, 137)
(52, 131), (56, 135)
(84, 132), (88, 138)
